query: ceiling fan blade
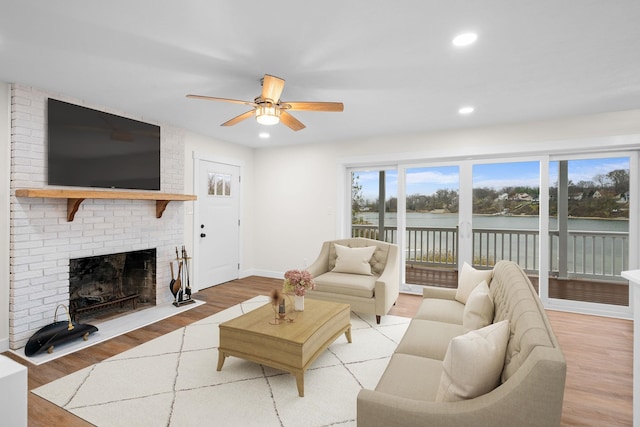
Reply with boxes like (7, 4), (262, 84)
(186, 94), (256, 107)
(280, 111), (306, 131)
(221, 110), (255, 127)
(261, 74), (286, 103)
(281, 101), (344, 112)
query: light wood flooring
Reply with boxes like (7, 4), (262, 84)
(407, 265), (630, 306)
(2, 276), (633, 427)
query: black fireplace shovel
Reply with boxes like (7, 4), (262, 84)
(169, 262), (177, 300)
(174, 262), (183, 302)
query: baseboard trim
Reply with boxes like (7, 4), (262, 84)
(243, 269), (282, 280)
(0, 337), (9, 353)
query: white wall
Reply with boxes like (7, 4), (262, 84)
(253, 144), (342, 277)
(251, 109), (640, 277)
(0, 83), (10, 351)
(336, 109), (640, 164)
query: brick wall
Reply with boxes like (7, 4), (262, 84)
(9, 84), (186, 349)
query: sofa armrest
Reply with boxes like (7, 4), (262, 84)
(374, 244), (400, 315)
(358, 390), (466, 427)
(422, 285), (457, 300)
(357, 346), (565, 427)
(357, 389), (521, 427)
(307, 241), (331, 278)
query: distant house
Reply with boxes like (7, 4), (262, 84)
(496, 193), (509, 201)
(618, 191), (630, 203)
(515, 193), (533, 201)
(592, 190), (602, 199)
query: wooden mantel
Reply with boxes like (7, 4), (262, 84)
(15, 188), (197, 221)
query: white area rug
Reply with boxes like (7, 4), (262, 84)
(33, 296), (410, 426)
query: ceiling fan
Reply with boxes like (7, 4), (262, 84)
(186, 74), (344, 131)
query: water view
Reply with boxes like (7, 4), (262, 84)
(354, 212), (629, 279)
(357, 212), (629, 233)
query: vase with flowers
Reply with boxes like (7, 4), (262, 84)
(283, 269), (316, 311)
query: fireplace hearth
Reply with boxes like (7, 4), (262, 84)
(69, 249), (156, 321)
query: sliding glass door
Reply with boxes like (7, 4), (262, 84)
(472, 161), (540, 272)
(400, 160), (540, 291)
(348, 151), (636, 317)
(548, 156), (630, 309)
(403, 165), (459, 292)
(350, 168), (397, 243)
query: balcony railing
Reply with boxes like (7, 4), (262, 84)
(352, 224), (628, 282)
(473, 228), (539, 272)
(549, 230), (628, 279)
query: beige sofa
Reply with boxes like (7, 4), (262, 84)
(357, 260), (566, 427)
(306, 237), (399, 324)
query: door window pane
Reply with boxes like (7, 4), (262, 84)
(351, 170), (397, 242)
(403, 166), (459, 288)
(549, 157), (629, 306)
(472, 161), (540, 270)
(208, 172), (232, 197)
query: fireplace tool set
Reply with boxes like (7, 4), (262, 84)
(170, 246), (195, 307)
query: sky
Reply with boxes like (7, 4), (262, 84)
(355, 157), (630, 200)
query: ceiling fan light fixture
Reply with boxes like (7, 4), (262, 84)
(452, 32), (478, 47)
(187, 74), (342, 131)
(256, 104), (280, 125)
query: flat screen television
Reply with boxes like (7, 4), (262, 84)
(47, 98), (161, 190)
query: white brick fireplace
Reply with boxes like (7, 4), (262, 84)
(9, 84), (187, 350)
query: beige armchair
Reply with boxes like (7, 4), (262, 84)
(306, 237), (399, 324)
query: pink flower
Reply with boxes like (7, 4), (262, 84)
(283, 269), (316, 296)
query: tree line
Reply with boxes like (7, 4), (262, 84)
(353, 169), (629, 219)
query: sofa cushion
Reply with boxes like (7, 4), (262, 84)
(395, 319), (465, 360)
(436, 320), (509, 402)
(375, 353), (444, 401)
(455, 262), (493, 304)
(328, 239), (389, 276)
(332, 244), (376, 275)
(312, 271), (376, 298)
(462, 280), (494, 331)
(414, 298), (464, 325)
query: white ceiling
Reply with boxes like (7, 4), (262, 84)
(1, 1), (639, 148)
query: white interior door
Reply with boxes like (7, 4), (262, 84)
(196, 160), (240, 289)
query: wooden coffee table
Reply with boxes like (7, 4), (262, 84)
(217, 298), (351, 397)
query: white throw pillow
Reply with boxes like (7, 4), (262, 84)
(462, 280), (494, 331)
(455, 262), (493, 304)
(436, 320), (509, 402)
(332, 244), (376, 275)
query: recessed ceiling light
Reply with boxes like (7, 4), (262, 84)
(259, 132), (270, 139)
(458, 106), (475, 115)
(452, 32), (478, 47)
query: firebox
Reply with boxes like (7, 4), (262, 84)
(69, 249), (156, 321)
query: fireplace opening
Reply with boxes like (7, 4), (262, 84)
(69, 249), (156, 322)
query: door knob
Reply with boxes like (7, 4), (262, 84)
(200, 233), (206, 238)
